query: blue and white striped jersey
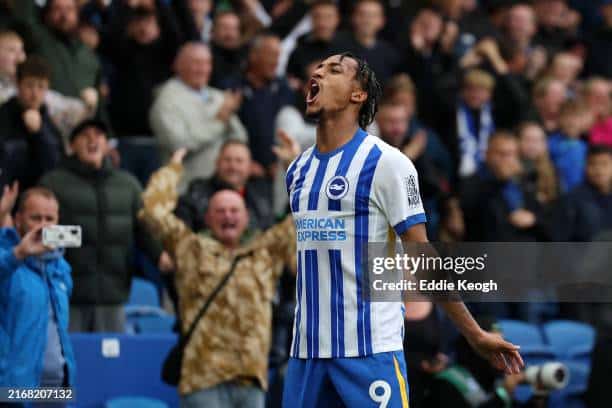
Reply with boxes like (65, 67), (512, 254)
(286, 128), (427, 359)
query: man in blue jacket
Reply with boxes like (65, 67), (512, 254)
(0, 183), (75, 392)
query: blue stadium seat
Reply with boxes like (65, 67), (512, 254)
(133, 315), (176, 334)
(125, 305), (169, 317)
(542, 320), (595, 358)
(71, 333), (179, 407)
(106, 397), (168, 408)
(498, 320), (544, 347)
(125, 278), (169, 332)
(128, 278), (160, 308)
(519, 345), (557, 366)
(566, 343), (593, 366)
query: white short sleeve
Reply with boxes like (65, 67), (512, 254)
(372, 148), (427, 235)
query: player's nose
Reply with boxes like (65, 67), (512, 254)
(311, 68), (324, 80)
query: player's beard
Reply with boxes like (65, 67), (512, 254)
(305, 108), (321, 123)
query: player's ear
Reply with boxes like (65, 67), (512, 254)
(350, 90), (367, 104)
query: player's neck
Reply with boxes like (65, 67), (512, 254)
(316, 116), (360, 154)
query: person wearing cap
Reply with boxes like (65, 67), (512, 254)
(39, 119), (164, 333)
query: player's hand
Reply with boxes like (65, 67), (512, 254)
(23, 109), (42, 133)
(171, 148), (188, 165)
(272, 129), (301, 165)
(469, 330), (524, 375)
(0, 181), (19, 220)
(13, 225), (53, 260)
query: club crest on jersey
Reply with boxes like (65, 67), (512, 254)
(326, 176), (349, 200)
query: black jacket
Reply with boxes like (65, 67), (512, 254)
(550, 183), (612, 242)
(334, 31), (401, 85)
(210, 43), (246, 89)
(585, 27), (612, 78)
(460, 169), (547, 242)
(175, 176), (276, 232)
(40, 157), (162, 305)
(101, 1), (183, 136)
(0, 97), (62, 190)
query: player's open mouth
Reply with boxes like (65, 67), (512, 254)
(306, 79), (320, 104)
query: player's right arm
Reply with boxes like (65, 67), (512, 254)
(395, 175), (523, 375)
(374, 148), (523, 374)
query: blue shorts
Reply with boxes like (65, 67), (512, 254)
(282, 350), (410, 408)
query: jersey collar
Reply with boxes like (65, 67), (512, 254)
(313, 128), (368, 160)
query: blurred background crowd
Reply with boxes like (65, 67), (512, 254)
(1, 0), (612, 407)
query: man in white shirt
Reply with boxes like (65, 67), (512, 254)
(150, 42), (247, 191)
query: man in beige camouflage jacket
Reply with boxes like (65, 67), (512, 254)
(139, 148), (295, 408)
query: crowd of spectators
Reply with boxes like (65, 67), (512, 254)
(1, 0), (612, 406)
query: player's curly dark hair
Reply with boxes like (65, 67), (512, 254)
(339, 52), (381, 130)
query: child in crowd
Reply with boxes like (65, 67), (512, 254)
(548, 100), (593, 193)
(0, 57), (63, 190)
(0, 29), (92, 141)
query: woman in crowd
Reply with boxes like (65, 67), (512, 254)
(517, 121), (558, 206)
